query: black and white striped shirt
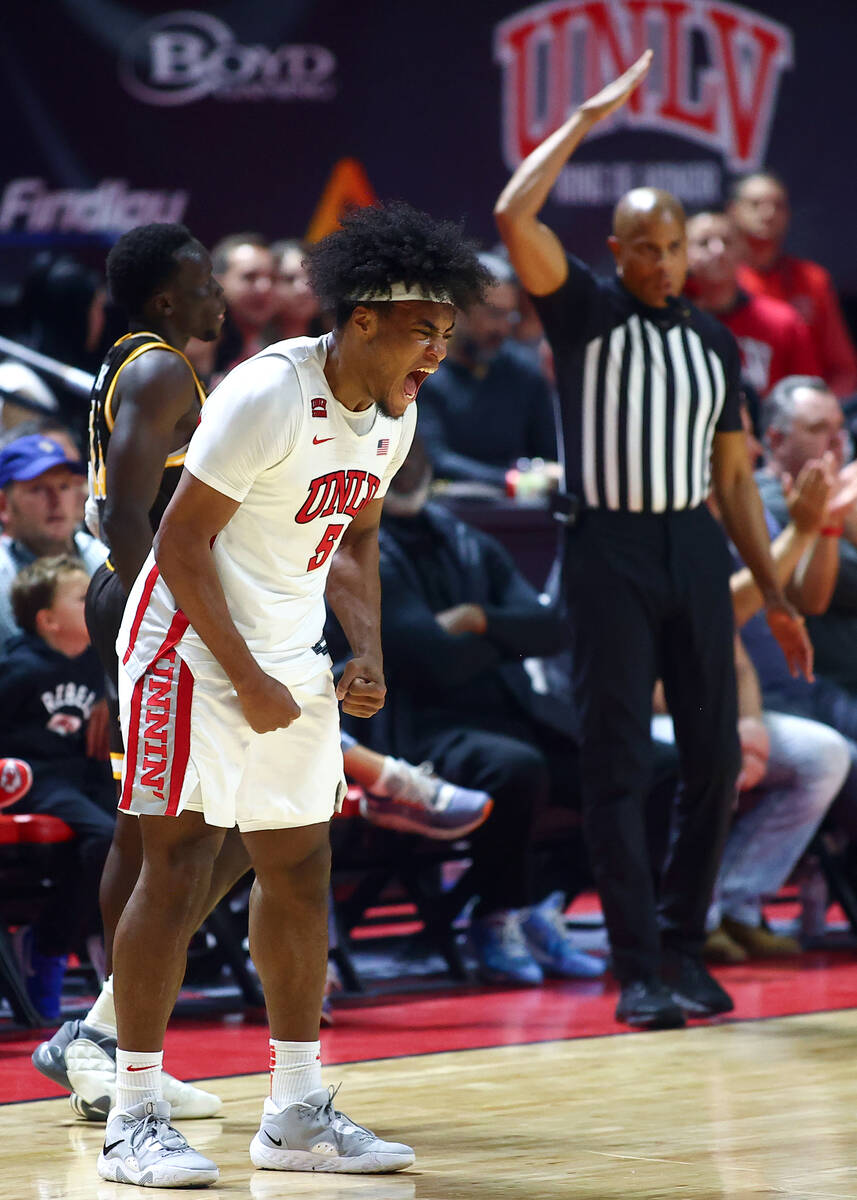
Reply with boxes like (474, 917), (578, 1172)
(532, 257), (742, 512)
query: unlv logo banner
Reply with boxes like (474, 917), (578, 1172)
(495, 0), (793, 204)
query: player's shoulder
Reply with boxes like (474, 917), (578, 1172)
(118, 342), (194, 392)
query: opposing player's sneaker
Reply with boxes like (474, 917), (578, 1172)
(250, 1085), (414, 1174)
(360, 759), (493, 840)
(32, 1019), (222, 1120)
(98, 1099), (219, 1188)
(32, 1019), (115, 1117)
(521, 892), (606, 979)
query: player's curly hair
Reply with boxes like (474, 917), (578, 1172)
(106, 223), (201, 317)
(306, 202), (493, 326)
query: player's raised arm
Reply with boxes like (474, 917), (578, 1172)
(494, 49), (652, 296)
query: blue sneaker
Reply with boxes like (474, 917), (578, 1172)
(360, 760), (493, 840)
(469, 910), (543, 984)
(521, 892), (606, 979)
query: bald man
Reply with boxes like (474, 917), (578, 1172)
(495, 53), (811, 1030)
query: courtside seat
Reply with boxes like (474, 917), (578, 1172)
(0, 813), (75, 845)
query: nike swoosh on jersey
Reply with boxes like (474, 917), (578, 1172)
(312, 435), (335, 444)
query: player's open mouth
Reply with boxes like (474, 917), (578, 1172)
(402, 368), (434, 402)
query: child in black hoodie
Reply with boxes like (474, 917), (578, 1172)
(0, 555), (114, 1017)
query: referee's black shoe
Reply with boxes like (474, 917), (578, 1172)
(662, 951), (734, 1017)
(615, 979), (686, 1029)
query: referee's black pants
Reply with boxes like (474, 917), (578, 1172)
(563, 505), (741, 984)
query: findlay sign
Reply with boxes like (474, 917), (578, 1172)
(494, 0), (793, 206)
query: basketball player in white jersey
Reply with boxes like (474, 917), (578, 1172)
(96, 202), (491, 1187)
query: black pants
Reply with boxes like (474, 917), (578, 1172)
(9, 767), (116, 955)
(409, 718), (680, 917)
(563, 506), (740, 983)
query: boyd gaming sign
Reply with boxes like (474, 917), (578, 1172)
(495, 0), (793, 207)
(120, 10), (338, 106)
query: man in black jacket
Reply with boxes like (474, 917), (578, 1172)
(365, 439), (669, 984)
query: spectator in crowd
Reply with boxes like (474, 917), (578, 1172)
(494, 51), (811, 1031)
(653, 626), (849, 963)
(270, 240), (322, 340)
(1, 556), (115, 1018)
(0, 433), (107, 646)
(18, 252), (107, 441)
(729, 421), (857, 857)
(757, 376), (857, 692)
(729, 173), (857, 398)
(417, 252), (557, 489)
(211, 232), (277, 376)
(0, 360), (59, 435)
(360, 437), (647, 985)
(686, 211), (819, 396)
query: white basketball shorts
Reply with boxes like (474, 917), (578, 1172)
(118, 651), (345, 831)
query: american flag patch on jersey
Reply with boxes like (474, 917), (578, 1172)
(377, 438), (389, 456)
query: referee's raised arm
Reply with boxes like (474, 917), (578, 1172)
(494, 50), (652, 297)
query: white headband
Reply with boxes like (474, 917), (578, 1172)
(353, 282), (453, 305)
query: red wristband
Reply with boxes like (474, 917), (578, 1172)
(820, 526), (844, 537)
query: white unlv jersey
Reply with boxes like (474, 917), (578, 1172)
(117, 334), (416, 688)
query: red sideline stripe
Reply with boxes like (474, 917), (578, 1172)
(165, 659), (194, 816)
(122, 563), (160, 666)
(119, 676), (145, 812)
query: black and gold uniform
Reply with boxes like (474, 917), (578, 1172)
(85, 332), (205, 779)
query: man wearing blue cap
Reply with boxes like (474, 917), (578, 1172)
(0, 433), (107, 647)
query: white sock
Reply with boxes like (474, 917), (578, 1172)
(115, 1048), (163, 1112)
(269, 1039), (322, 1108)
(374, 756), (405, 796)
(84, 975), (117, 1037)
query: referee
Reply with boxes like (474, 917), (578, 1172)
(495, 51), (812, 1029)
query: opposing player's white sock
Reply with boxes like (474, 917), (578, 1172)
(269, 1039), (322, 1108)
(115, 1049), (163, 1111)
(84, 975), (117, 1037)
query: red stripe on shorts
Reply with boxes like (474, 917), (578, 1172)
(164, 658), (194, 816)
(119, 675), (145, 812)
(122, 563), (160, 666)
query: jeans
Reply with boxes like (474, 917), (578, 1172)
(653, 711), (849, 929)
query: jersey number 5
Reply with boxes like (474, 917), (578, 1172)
(307, 523), (345, 571)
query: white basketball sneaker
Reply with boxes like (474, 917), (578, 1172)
(46, 1025), (223, 1120)
(98, 1099), (219, 1187)
(250, 1085), (414, 1174)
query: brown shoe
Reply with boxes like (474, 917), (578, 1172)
(704, 925), (748, 964)
(722, 916), (802, 958)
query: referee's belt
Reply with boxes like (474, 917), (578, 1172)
(549, 491), (581, 528)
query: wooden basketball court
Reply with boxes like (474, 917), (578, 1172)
(4, 1008), (857, 1199)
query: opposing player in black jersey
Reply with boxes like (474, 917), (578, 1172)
(32, 223), (241, 1119)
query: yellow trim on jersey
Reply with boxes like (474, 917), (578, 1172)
(110, 751), (124, 781)
(102, 335), (206, 465)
